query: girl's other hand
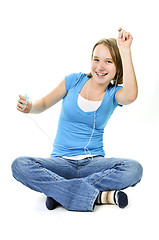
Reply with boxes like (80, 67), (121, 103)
(117, 27), (133, 50)
(17, 95), (32, 113)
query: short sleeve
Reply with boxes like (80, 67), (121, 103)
(65, 72), (83, 92)
(113, 85), (123, 107)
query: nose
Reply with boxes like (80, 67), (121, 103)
(97, 61), (105, 71)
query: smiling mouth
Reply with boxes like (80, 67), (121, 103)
(95, 72), (108, 77)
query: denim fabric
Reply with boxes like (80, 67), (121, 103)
(11, 156), (143, 212)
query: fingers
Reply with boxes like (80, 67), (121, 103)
(118, 28), (132, 41)
(16, 104), (26, 113)
(17, 95), (31, 113)
(18, 95), (28, 106)
(118, 27), (122, 32)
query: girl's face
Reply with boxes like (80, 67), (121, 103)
(91, 44), (117, 85)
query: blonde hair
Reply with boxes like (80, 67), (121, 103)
(87, 38), (123, 85)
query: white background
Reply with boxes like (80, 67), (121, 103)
(1, 0), (159, 239)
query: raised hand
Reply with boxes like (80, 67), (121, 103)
(117, 27), (133, 50)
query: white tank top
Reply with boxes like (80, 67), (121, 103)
(77, 94), (102, 112)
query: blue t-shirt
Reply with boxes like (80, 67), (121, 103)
(51, 72), (123, 157)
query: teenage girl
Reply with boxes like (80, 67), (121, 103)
(12, 28), (143, 211)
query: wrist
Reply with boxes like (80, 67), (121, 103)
(119, 48), (133, 65)
(28, 101), (33, 113)
(119, 47), (131, 56)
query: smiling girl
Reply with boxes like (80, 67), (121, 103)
(12, 28), (143, 211)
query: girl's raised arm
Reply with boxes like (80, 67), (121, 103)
(115, 28), (138, 105)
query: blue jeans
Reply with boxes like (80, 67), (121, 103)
(11, 156), (143, 211)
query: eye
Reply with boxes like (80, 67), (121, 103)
(93, 58), (99, 62)
(106, 60), (112, 64)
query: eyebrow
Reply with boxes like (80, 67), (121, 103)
(93, 56), (113, 60)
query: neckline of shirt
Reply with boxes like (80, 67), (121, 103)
(75, 74), (111, 115)
(78, 94), (102, 112)
(78, 93), (102, 103)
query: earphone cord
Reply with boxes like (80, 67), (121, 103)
(24, 77), (118, 159)
(54, 81), (118, 160)
(24, 113), (53, 146)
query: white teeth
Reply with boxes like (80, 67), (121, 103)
(96, 72), (107, 76)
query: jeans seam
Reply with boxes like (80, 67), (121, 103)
(88, 189), (99, 211)
(34, 161), (61, 181)
(90, 169), (116, 186)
